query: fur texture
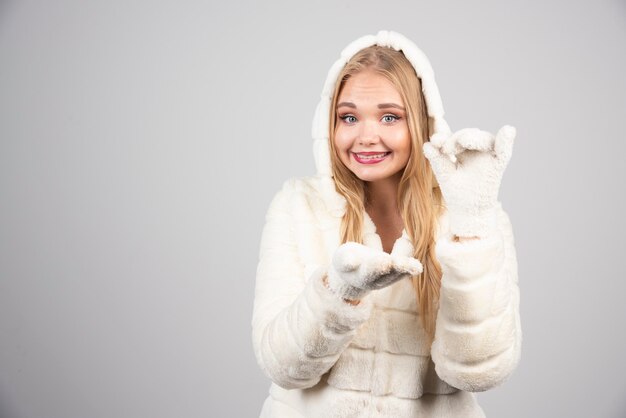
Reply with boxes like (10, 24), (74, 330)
(423, 126), (516, 238)
(252, 30), (521, 417)
(325, 241), (423, 301)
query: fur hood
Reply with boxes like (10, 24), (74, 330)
(309, 29), (452, 217)
(311, 29), (453, 176)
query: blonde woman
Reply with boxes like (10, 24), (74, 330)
(252, 30), (521, 417)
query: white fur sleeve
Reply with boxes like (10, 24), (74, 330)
(430, 202), (522, 392)
(251, 179), (373, 390)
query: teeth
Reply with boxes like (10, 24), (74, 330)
(357, 152), (388, 159)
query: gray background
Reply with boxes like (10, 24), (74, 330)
(1, 0), (625, 417)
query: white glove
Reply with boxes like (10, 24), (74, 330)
(325, 242), (423, 302)
(423, 125), (516, 238)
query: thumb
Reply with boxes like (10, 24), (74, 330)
(333, 242), (364, 273)
(391, 255), (423, 276)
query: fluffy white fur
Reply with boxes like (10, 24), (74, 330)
(325, 241), (423, 301)
(423, 126), (516, 238)
(252, 30), (521, 417)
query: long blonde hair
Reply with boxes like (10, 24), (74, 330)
(328, 45), (445, 340)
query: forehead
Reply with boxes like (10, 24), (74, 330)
(338, 70), (403, 104)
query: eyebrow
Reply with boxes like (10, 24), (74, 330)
(337, 102), (406, 111)
(378, 103), (405, 110)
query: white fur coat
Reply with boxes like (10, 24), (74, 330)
(251, 30), (521, 418)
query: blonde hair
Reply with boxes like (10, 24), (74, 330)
(328, 45), (445, 340)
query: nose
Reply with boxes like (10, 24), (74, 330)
(358, 120), (380, 145)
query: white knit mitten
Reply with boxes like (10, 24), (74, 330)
(325, 242), (423, 301)
(423, 125), (516, 238)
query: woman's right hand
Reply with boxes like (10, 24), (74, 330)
(325, 242), (423, 303)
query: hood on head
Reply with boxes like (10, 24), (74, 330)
(311, 30), (451, 178)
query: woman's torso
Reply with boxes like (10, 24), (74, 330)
(258, 176), (485, 417)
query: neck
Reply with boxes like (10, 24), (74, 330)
(364, 172), (402, 216)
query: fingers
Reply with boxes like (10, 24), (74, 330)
(429, 127), (514, 171)
(333, 241), (389, 273)
(367, 258), (422, 289)
(423, 141), (455, 176)
(366, 254), (421, 277)
(433, 128), (498, 155)
(390, 254), (423, 275)
(494, 125), (516, 168)
(364, 255), (423, 289)
(333, 243), (424, 293)
(430, 132), (449, 148)
(453, 128), (495, 153)
(361, 257), (395, 284)
(440, 128), (494, 160)
(368, 270), (406, 290)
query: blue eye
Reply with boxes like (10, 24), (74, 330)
(340, 115), (357, 124)
(382, 114), (399, 123)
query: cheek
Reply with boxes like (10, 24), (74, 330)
(333, 128), (352, 153)
(389, 128), (411, 153)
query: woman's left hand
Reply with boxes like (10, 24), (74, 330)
(423, 125), (516, 239)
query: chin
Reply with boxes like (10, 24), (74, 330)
(350, 165), (407, 183)
(352, 171), (389, 183)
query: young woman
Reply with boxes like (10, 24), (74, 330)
(252, 30), (521, 417)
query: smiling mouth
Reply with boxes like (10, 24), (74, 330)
(353, 152), (391, 159)
(352, 151), (391, 164)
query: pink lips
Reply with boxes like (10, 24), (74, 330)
(352, 152), (391, 164)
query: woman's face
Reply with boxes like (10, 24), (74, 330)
(334, 70), (411, 183)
